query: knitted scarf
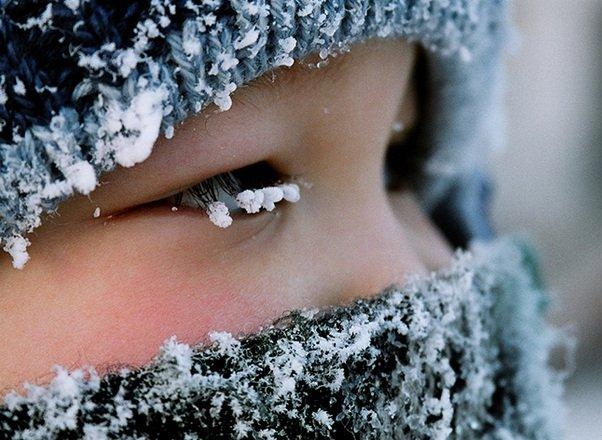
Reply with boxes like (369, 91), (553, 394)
(0, 237), (568, 439)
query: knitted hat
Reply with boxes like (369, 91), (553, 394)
(0, 0), (509, 268)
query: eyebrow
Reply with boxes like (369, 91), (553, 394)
(233, 52), (350, 109)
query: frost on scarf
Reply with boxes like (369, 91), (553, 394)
(0, 0), (509, 268)
(0, 238), (568, 439)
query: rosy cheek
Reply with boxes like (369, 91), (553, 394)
(68, 214), (295, 367)
(0, 207), (290, 391)
(70, 270), (283, 374)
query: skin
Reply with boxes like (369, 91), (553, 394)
(0, 39), (451, 394)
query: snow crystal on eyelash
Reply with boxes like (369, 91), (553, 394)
(206, 201), (233, 228)
(203, 183), (301, 228)
(280, 183), (301, 203)
(234, 183), (300, 216)
(260, 187), (284, 211)
(236, 189), (265, 214)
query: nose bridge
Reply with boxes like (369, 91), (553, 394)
(323, 193), (427, 304)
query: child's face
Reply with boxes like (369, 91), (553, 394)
(0, 39), (451, 392)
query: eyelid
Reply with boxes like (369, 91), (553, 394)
(56, 136), (276, 224)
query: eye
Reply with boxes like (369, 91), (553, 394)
(165, 162), (301, 227)
(384, 48), (430, 193)
(383, 124), (430, 192)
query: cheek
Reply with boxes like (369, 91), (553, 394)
(0, 209), (295, 391)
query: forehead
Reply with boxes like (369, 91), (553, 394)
(231, 38), (417, 113)
(230, 49), (352, 110)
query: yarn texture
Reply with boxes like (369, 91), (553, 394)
(0, 0), (509, 267)
(0, 237), (568, 439)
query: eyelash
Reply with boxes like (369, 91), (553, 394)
(170, 172), (248, 211)
(168, 162), (301, 227)
(172, 162), (281, 205)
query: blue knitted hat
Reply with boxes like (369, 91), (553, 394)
(0, 0), (509, 268)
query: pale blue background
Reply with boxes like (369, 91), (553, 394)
(492, 1), (602, 437)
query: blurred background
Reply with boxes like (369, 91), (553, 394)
(491, 1), (602, 438)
